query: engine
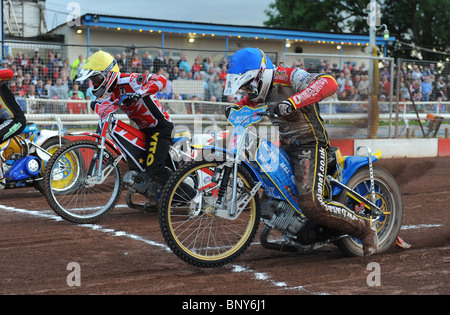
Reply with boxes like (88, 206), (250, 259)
(123, 170), (161, 198)
(260, 198), (306, 236)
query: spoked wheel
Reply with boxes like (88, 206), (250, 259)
(34, 137), (70, 194)
(335, 165), (403, 256)
(43, 140), (123, 224)
(159, 160), (261, 268)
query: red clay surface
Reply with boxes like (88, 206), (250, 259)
(0, 157), (448, 296)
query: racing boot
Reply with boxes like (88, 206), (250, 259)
(359, 223), (379, 257)
(0, 163), (5, 190)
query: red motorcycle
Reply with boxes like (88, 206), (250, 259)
(43, 94), (227, 224)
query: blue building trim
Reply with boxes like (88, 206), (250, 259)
(82, 14), (395, 46)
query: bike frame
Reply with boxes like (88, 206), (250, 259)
(198, 105), (384, 219)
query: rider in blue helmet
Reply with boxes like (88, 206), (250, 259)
(224, 48), (377, 256)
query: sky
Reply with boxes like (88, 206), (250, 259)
(45, 0), (275, 31)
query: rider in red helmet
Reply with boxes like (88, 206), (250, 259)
(224, 48), (377, 256)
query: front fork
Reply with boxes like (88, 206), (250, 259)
(86, 137), (122, 185)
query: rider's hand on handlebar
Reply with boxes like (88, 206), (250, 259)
(123, 93), (141, 106)
(275, 100), (295, 116)
(224, 105), (240, 119)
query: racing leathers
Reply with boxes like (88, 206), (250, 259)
(236, 67), (375, 254)
(93, 72), (173, 186)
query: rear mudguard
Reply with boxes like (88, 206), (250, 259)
(331, 152), (380, 196)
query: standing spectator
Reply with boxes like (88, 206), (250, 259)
(68, 83), (87, 114)
(219, 57), (228, 68)
(5, 54), (15, 67)
(116, 54), (125, 72)
(85, 81), (96, 102)
(191, 57), (203, 74)
(70, 55), (85, 80)
(27, 84), (39, 113)
(166, 58), (175, 76)
(120, 52), (128, 72)
(218, 65), (227, 83)
(31, 51), (44, 68)
(358, 74), (370, 100)
(204, 66), (217, 83)
(47, 52), (57, 80)
(153, 50), (167, 73)
(53, 52), (63, 74)
(131, 53), (142, 72)
(169, 66), (180, 81)
(35, 79), (47, 98)
(411, 65), (423, 81)
(31, 67), (42, 86)
(44, 78), (53, 97)
(421, 76), (433, 101)
(399, 82), (410, 101)
(379, 74), (390, 97)
(22, 73), (32, 95)
(141, 51), (153, 71)
(336, 72), (346, 91)
(207, 74), (223, 101)
(178, 54), (191, 73)
(48, 77), (68, 113)
(436, 76), (447, 100)
(204, 56), (214, 72)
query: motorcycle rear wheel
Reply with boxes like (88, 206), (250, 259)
(159, 160), (261, 268)
(335, 165), (403, 256)
(44, 140), (122, 224)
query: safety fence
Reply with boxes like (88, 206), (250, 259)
(22, 98), (450, 139)
(4, 39), (450, 138)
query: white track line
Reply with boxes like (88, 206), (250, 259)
(0, 204), (444, 295)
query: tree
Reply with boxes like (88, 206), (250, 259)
(264, 0), (450, 60)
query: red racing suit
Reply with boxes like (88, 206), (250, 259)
(97, 72), (173, 185)
(236, 67), (372, 244)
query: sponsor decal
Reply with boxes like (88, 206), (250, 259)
(146, 132), (159, 166)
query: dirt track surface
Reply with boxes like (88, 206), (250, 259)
(0, 157), (449, 296)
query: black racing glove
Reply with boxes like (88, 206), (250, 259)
(90, 101), (99, 112)
(123, 93), (141, 106)
(276, 100), (295, 116)
(224, 105), (240, 119)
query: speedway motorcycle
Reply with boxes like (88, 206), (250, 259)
(158, 105), (403, 267)
(0, 118), (68, 193)
(43, 94), (227, 224)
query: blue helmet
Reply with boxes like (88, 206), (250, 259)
(224, 48), (274, 102)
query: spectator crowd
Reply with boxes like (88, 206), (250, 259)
(1, 49), (449, 115)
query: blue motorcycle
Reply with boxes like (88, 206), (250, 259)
(0, 119), (68, 193)
(158, 105), (403, 267)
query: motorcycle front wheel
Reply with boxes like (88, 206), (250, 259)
(335, 165), (403, 256)
(159, 160), (261, 268)
(43, 140), (123, 224)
